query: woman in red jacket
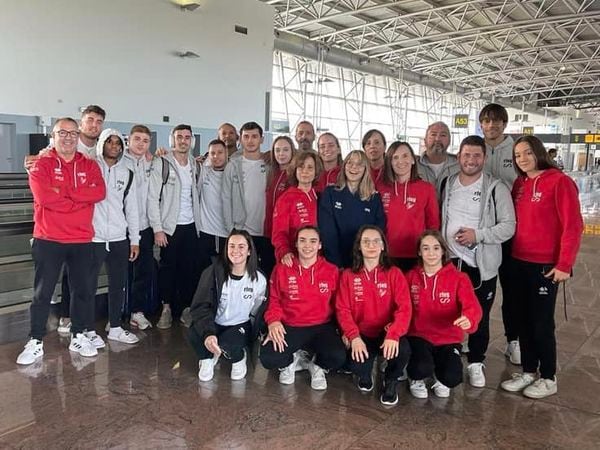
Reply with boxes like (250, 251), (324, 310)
(315, 132), (342, 193)
(336, 225), (412, 406)
(264, 136), (296, 239)
(260, 226), (346, 391)
(406, 230), (482, 399)
(272, 150), (322, 266)
(501, 136), (583, 399)
(377, 142), (440, 272)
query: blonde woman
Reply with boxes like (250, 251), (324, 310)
(318, 150), (385, 267)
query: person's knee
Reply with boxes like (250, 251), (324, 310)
(259, 347), (290, 370)
(319, 347), (346, 370)
(438, 368), (462, 388)
(408, 358), (434, 379)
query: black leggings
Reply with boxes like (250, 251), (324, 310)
(511, 258), (559, 379)
(407, 336), (463, 388)
(348, 334), (411, 381)
(259, 322), (346, 371)
(189, 321), (251, 363)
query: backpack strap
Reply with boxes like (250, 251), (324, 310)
(159, 157), (169, 202)
(123, 169), (134, 200)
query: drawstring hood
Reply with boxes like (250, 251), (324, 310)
(420, 268), (439, 301)
(363, 266), (380, 284)
(394, 179), (410, 205)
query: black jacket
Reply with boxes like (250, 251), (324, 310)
(189, 259), (268, 342)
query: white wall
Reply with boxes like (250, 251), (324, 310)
(0, 0), (274, 128)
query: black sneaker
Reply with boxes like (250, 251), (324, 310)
(357, 376), (374, 392)
(380, 379), (399, 406)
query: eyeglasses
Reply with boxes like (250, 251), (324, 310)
(361, 238), (383, 247)
(55, 130), (80, 138)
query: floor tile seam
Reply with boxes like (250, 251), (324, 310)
(559, 329), (600, 371)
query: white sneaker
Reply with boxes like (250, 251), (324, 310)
(16, 339), (44, 365)
(467, 363), (486, 388)
(432, 379), (450, 398)
(505, 340), (522, 365)
(231, 350), (247, 380)
(69, 333), (98, 357)
(180, 307), (192, 328)
(308, 360), (327, 390)
(501, 372), (536, 392)
(130, 312), (152, 330)
(57, 318), (71, 334)
(409, 379), (428, 399)
(523, 377), (557, 399)
(157, 305), (172, 329)
(85, 331), (106, 349)
(279, 352), (301, 385)
(295, 350), (310, 372)
(198, 354), (220, 382)
(107, 327), (139, 344)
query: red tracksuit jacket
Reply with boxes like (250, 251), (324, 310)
(406, 264), (482, 346)
(271, 187), (318, 260)
(377, 179), (440, 258)
(511, 168), (583, 273)
(336, 265), (412, 341)
(265, 256), (339, 327)
(315, 166), (341, 194)
(29, 149), (106, 243)
(370, 166), (384, 185)
(264, 168), (289, 238)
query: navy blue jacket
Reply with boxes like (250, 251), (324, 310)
(318, 186), (386, 268)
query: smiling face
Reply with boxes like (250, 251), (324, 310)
(480, 116), (506, 142)
(218, 124), (238, 149)
(103, 135), (123, 160)
(227, 234), (250, 268)
(52, 119), (80, 159)
(273, 139), (293, 167)
(359, 228), (384, 261)
(296, 228), (321, 263)
(458, 144), (485, 177)
(364, 132), (386, 166)
(173, 129), (192, 153)
(419, 235), (444, 270)
(80, 112), (104, 141)
(296, 156), (317, 186)
(318, 134), (341, 165)
(208, 143), (227, 170)
(514, 141), (538, 174)
(424, 123), (450, 156)
(129, 132), (150, 158)
(295, 122), (315, 151)
(344, 154), (366, 184)
(391, 145), (415, 179)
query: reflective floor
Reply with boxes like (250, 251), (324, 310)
(0, 235), (599, 449)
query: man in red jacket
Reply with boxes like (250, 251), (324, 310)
(17, 117), (106, 366)
(260, 226), (346, 390)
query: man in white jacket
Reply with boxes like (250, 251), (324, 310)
(88, 129), (140, 345)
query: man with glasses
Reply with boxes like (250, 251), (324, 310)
(17, 118), (106, 365)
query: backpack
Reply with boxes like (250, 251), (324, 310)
(158, 157), (201, 202)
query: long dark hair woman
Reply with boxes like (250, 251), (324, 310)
(189, 229), (267, 382)
(500, 135), (583, 399)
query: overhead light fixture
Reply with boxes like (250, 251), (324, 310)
(318, 77), (333, 83)
(175, 51), (200, 58)
(301, 79), (314, 84)
(358, 57), (370, 66)
(559, 65), (566, 71)
(176, 2), (201, 12)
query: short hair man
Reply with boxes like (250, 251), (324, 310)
(440, 135), (515, 388)
(222, 122), (275, 274)
(197, 139), (229, 274)
(218, 122), (239, 157)
(78, 105), (106, 157)
(417, 121), (459, 192)
(295, 120), (316, 152)
(147, 124), (202, 329)
(17, 118), (106, 365)
(123, 125), (155, 330)
(478, 103), (519, 364)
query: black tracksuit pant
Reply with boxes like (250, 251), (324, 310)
(158, 223), (201, 318)
(348, 334), (411, 381)
(189, 321), (251, 363)
(500, 239), (519, 342)
(89, 240), (130, 328)
(260, 322), (346, 371)
(198, 230), (226, 275)
(451, 259), (497, 364)
(129, 227), (155, 314)
(30, 239), (95, 339)
(511, 258), (559, 379)
(407, 336), (463, 388)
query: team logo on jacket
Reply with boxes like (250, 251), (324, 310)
(381, 192), (391, 209)
(472, 190), (481, 202)
(334, 201), (343, 210)
(116, 179), (125, 191)
(77, 171), (88, 185)
(531, 192), (542, 202)
(377, 282), (388, 297)
(406, 196), (416, 209)
(318, 282), (329, 293)
(364, 207), (371, 213)
(410, 284), (420, 305)
(439, 292), (451, 304)
(503, 159), (513, 168)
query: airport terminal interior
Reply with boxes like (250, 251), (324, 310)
(1, 0), (600, 448)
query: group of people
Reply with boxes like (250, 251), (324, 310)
(17, 102), (583, 405)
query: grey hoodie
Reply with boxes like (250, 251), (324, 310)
(484, 135), (517, 189)
(441, 172), (515, 281)
(221, 153), (269, 233)
(417, 153), (460, 194)
(123, 151), (152, 231)
(147, 152), (201, 236)
(92, 129), (140, 246)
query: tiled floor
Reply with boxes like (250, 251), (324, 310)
(0, 235), (599, 449)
